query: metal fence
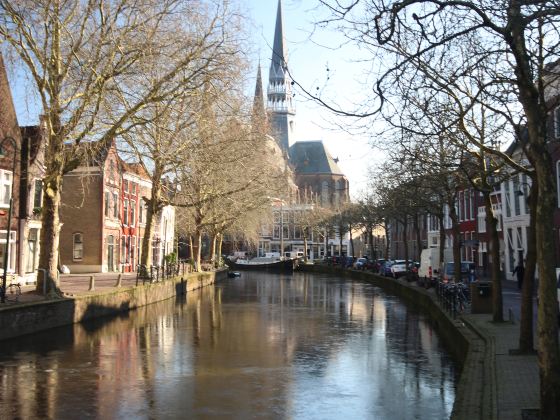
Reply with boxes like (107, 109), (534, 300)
(136, 261), (193, 285)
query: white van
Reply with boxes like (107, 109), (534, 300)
(419, 248), (442, 280)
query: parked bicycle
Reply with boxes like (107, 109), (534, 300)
(0, 283), (21, 302)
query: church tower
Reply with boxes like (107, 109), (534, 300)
(267, 0), (295, 155)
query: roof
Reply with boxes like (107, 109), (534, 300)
(288, 141), (344, 175)
(121, 161), (150, 180)
(269, 0), (287, 80)
(0, 53), (21, 144)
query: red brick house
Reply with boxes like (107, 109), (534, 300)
(120, 162), (151, 272)
(60, 141), (122, 273)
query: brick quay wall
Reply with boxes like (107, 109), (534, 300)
(0, 269), (227, 342)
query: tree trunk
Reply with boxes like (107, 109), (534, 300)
(209, 233), (217, 265)
(36, 172), (62, 294)
(194, 229), (202, 272)
(533, 157), (560, 417)
(189, 236), (194, 260)
(216, 233), (223, 266)
(303, 229), (309, 263)
(384, 221), (390, 259)
(349, 224), (354, 257)
(140, 176), (162, 268)
(414, 213), (422, 261)
(402, 218), (409, 271)
(449, 204), (462, 286)
(368, 226), (375, 258)
(438, 213), (446, 273)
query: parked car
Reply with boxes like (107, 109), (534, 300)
(390, 260), (407, 278)
(380, 260), (394, 276)
(354, 257), (368, 270)
(441, 261), (476, 283)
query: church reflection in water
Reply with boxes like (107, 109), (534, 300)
(0, 272), (457, 419)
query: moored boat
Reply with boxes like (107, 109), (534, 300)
(225, 256), (297, 273)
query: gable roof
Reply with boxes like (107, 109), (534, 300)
(0, 53), (21, 144)
(289, 140), (344, 175)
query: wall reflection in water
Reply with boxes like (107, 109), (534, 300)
(0, 272), (457, 419)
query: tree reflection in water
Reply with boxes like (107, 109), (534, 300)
(0, 272), (457, 419)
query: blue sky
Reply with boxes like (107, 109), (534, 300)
(245, 0), (377, 198)
(8, 0), (377, 198)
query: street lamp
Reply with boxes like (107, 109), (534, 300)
(0, 136), (18, 303)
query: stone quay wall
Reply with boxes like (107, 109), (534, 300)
(300, 265), (494, 420)
(0, 269), (227, 342)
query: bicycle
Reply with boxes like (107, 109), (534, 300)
(0, 283), (21, 302)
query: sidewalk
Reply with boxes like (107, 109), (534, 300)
(11, 272), (140, 305)
(463, 314), (540, 420)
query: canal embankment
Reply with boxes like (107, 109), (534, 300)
(0, 269), (227, 342)
(300, 264), (496, 420)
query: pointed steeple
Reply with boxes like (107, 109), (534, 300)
(270, 0), (287, 77)
(252, 63), (265, 118)
(267, 0), (295, 154)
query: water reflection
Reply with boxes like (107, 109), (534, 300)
(0, 272), (457, 419)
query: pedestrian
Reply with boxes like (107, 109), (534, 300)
(513, 261), (525, 290)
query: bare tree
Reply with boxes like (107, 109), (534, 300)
(0, 0), (243, 291)
(310, 1), (560, 414)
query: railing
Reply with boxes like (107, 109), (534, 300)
(136, 261), (193, 285)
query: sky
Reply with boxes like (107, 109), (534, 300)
(245, 0), (380, 199)
(8, 0), (379, 199)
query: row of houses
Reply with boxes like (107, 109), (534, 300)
(385, 133), (560, 283)
(0, 55), (175, 284)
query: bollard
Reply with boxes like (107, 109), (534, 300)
(88, 275), (95, 291)
(115, 274), (122, 288)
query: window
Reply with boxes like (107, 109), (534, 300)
(130, 200), (136, 226)
(33, 179), (43, 209)
(294, 226), (302, 239)
(273, 225), (280, 239)
(113, 192), (118, 218)
(477, 206), (486, 233)
(283, 225), (290, 239)
(130, 236), (136, 266)
(131, 183), (136, 196)
(73, 233), (83, 260)
(126, 236), (131, 263)
(123, 199), (129, 225)
(104, 191), (110, 217)
(121, 236), (126, 264)
(0, 170), (12, 207)
(139, 201), (144, 223)
(26, 228), (38, 273)
(0, 231), (17, 272)
(513, 177), (521, 216)
(273, 211), (280, 223)
(123, 180), (128, 192)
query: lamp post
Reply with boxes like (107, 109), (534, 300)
(0, 136), (17, 303)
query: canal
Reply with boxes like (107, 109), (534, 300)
(0, 272), (458, 419)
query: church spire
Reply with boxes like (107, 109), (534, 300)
(253, 62), (265, 118)
(267, 0), (295, 154)
(270, 0), (287, 77)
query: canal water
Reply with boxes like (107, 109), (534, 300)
(0, 272), (458, 419)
